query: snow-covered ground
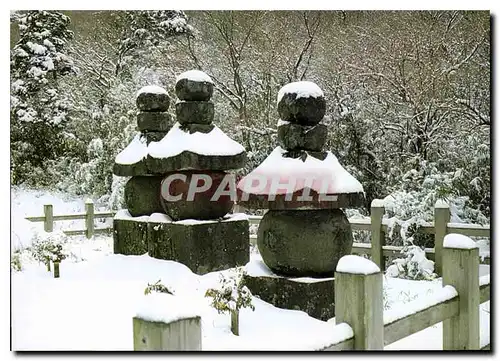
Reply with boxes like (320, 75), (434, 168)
(10, 187), (491, 351)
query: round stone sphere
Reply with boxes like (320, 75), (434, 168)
(124, 176), (165, 217)
(277, 82), (326, 126)
(257, 209), (353, 277)
(136, 86), (170, 112)
(160, 170), (234, 220)
(175, 70), (214, 101)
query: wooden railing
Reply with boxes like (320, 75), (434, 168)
(25, 199), (490, 272)
(321, 242), (490, 351)
(25, 201), (115, 238)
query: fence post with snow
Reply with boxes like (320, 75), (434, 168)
(434, 200), (451, 275)
(370, 199), (385, 270)
(335, 255), (383, 350)
(442, 233), (480, 350)
(85, 200), (94, 239)
(44, 204), (53, 232)
(132, 294), (202, 351)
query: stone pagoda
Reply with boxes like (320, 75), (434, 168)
(113, 70), (249, 274)
(237, 81), (365, 320)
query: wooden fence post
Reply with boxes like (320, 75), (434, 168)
(85, 200), (94, 239)
(335, 255), (384, 350)
(133, 316), (202, 351)
(370, 199), (385, 270)
(434, 200), (451, 275)
(44, 204), (53, 233)
(442, 234), (479, 350)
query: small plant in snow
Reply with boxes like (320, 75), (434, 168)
(205, 268), (255, 336)
(11, 251), (23, 272)
(385, 244), (436, 281)
(144, 280), (174, 295)
(30, 230), (68, 276)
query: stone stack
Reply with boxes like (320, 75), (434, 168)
(237, 81), (365, 320)
(112, 71), (250, 274)
(117, 86), (173, 217)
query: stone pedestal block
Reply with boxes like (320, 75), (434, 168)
(243, 265), (335, 321)
(137, 112), (172, 132)
(113, 218), (149, 255)
(148, 217), (249, 274)
(176, 101), (214, 125)
(277, 123), (327, 151)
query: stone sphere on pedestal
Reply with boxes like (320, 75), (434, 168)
(175, 70), (214, 101)
(160, 170), (234, 220)
(257, 209), (353, 277)
(277, 81), (326, 126)
(136, 86), (170, 112)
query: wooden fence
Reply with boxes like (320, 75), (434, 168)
(322, 244), (491, 350)
(129, 244), (490, 351)
(25, 199), (490, 273)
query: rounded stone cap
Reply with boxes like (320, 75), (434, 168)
(175, 70), (214, 101)
(277, 81), (326, 126)
(136, 85), (170, 112)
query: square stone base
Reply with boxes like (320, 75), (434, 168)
(114, 217), (149, 255)
(148, 217), (249, 274)
(113, 210), (249, 275)
(243, 258), (335, 321)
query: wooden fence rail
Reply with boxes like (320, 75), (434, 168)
(322, 241), (490, 351)
(25, 199), (490, 272)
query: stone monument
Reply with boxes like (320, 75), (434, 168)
(113, 70), (249, 274)
(237, 81), (365, 320)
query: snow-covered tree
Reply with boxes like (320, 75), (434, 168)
(11, 11), (76, 185)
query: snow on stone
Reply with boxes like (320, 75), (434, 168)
(336, 255), (380, 275)
(113, 209), (149, 223)
(277, 81), (324, 103)
(114, 134), (148, 165)
(443, 233), (478, 250)
(277, 119), (290, 127)
(238, 146), (363, 195)
(135, 293), (200, 324)
(384, 285), (458, 325)
(136, 85), (167, 96)
(176, 69), (213, 84)
(174, 213), (248, 225)
(479, 274), (490, 287)
(245, 256), (334, 283)
(148, 122), (245, 158)
(149, 213), (173, 223)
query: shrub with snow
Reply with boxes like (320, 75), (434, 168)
(30, 230), (68, 269)
(386, 245), (436, 281)
(144, 279), (174, 295)
(205, 268), (255, 336)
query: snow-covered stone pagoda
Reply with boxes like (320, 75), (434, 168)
(238, 81), (365, 320)
(112, 70), (249, 274)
